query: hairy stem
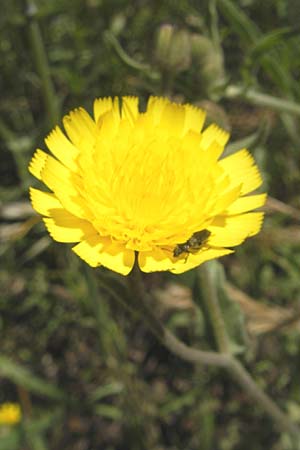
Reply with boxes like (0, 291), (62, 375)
(224, 85), (300, 116)
(122, 262), (300, 438)
(197, 263), (231, 353)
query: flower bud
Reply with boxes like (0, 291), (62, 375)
(191, 34), (225, 95)
(155, 24), (174, 64)
(155, 25), (191, 74)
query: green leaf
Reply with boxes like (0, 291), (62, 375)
(94, 404), (122, 420)
(217, 0), (295, 94)
(159, 389), (198, 417)
(217, 0), (259, 43)
(249, 28), (292, 60)
(89, 382), (124, 402)
(0, 355), (65, 400)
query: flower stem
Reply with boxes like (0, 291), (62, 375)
(224, 85), (300, 116)
(227, 357), (300, 438)
(122, 263), (300, 438)
(23, 0), (59, 127)
(197, 263), (231, 353)
(104, 31), (159, 80)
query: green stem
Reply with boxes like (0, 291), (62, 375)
(224, 85), (300, 116)
(227, 358), (300, 439)
(24, 0), (59, 127)
(121, 263), (299, 438)
(209, 0), (221, 49)
(127, 260), (170, 339)
(197, 263), (231, 353)
(160, 71), (176, 97)
(104, 31), (159, 80)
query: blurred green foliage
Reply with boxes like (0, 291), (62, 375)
(1, 0), (300, 449)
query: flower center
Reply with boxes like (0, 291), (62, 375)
(79, 113), (224, 251)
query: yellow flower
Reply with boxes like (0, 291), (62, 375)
(0, 403), (21, 425)
(29, 96), (266, 275)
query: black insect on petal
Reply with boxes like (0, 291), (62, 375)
(173, 229), (211, 258)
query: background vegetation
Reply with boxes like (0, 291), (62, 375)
(1, 0), (300, 448)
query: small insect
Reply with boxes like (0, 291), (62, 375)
(173, 229), (211, 258)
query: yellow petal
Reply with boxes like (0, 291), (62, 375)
(138, 247), (174, 272)
(201, 139), (224, 167)
(160, 103), (185, 136)
(209, 212), (264, 247)
(139, 246), (233, 273)
(93, 96), (120, 123)
(44, 210), (97, 242)
(121, 96), (139, 124)
(98, 240), (135, 275)
(29, 187), (62, 216)
(96, 109), (120, 142)
(210, 185), (241, 215)
(171, 248), (233, 274)
(45, 126), (79, 171)
(40, 154), (87, 218)
(200, 124), (230, 150)
(183, 104), (206, 134)
(147, 97), (170, 125)
(73, 236), (135, 274)
(0, 403), (21, 425)
(219, 149), (263, 194)
(226, 193), (267, 215)
(63, 108), (96, 150)
(72, 235), (104, 267)
(28, 149), (48, 180)
(93, 97), (113, 122)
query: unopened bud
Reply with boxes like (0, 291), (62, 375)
(155, 24), (174, 64)
(168, 29), (191, 72)
(155, 25), (191, 74)
(191, 34), (225, 94)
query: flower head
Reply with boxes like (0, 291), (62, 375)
(29, 96), (266, 275)
(0, 403), (21, 426)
